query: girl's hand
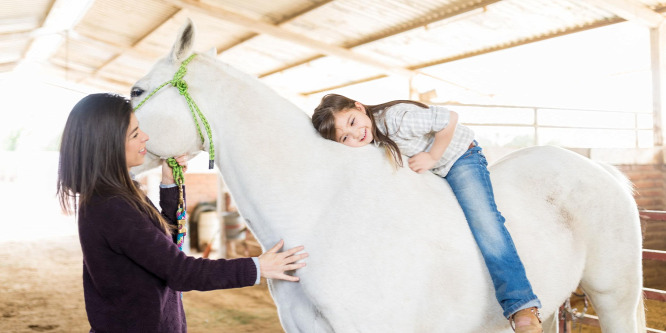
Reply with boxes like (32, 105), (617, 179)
(408, 152), (437, 173)
(258, 240), (308, 282)
(161, 155), (188, 185)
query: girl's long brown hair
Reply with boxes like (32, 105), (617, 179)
(57, 93), (172, 234)
(311, 94), (428, 168)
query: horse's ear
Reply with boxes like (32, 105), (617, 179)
(170, 18), (195, 63)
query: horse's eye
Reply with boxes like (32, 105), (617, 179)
(131, 87), (145, 98)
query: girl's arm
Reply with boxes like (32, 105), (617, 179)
(408, 111), (458, 173)
(428, 110), (458, 160)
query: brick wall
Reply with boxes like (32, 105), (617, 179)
(614, 161), (666, 290)
(183, 173), (218, 215)
(616, 164), (666, 210)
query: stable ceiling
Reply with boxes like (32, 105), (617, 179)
(3, 0), (666, 99)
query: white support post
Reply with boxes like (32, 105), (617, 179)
(216, 173), (227, 258)
(650, 22), (666, 146)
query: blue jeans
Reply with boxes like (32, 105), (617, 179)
(444, 143), (541, 318)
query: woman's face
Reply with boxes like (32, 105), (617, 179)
(125, 113), (150, 169)
(333, 102), (374, 148)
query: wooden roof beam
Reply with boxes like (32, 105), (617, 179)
(163, 0), (416, 78)
(260, 0), (502, 78)
(81, 8), (183, 83)
(22, 0), (95, 62)
(215, 0), (335, 55)
(581, 0), (663, 28)
(302, 15), (629, 95)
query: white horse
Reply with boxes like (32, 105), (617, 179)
(130, 20), (645, 332)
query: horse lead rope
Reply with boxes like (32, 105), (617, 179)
(166, 157), (187, 250)
(134, 53), (215, 250)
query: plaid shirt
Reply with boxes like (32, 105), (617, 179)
(375, 103), (475, 177)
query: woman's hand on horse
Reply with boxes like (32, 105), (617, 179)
(161, 155), (188, 185)
(258, 239), (308, 282)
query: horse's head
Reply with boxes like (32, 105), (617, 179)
(129, 19), (204, 173)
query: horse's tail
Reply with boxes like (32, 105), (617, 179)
(595, 161), (635, 196)
(595, 161), (647, 332)
(637, 294), (647, 333)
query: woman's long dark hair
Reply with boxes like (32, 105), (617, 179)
(57, 93), (171, 234)
(311, 94), (428, 168)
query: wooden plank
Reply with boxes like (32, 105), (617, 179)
(645, 287), (666, 302)
(164, 0), (417, 78)
(305, 16), (627, 95)
(648, 328), (666, 333)
(573, 313), (666, 333)
(644, 249), (666, 261)
(259, 0), (503, 78)
(217, 0), (335, 55)
(640, 210), (666, 221)
(581, 0), (664, 28)
(578, 314), (601, 327)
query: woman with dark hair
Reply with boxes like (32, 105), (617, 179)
(57, 93), (307, 332)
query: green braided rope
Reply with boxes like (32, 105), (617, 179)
(167, 157), (185, 186)
(134, 54), (215, 169)
(187, 96), (215, 166)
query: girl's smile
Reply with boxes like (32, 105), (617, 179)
(333, 102), (374, 148)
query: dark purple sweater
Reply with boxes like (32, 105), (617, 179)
(78, 186), (257, 332)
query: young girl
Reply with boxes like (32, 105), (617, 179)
(58, 93), (307, 332)
(311, 94), (542, 333)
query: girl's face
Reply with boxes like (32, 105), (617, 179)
(125, 113), (150, 170)
(333, 102), (374, 148)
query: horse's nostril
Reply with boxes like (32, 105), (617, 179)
(131, 87), (145, 98)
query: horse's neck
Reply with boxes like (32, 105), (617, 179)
(194, 57), (322, 242)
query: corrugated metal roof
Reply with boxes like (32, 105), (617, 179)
(2, 0), (666, 98)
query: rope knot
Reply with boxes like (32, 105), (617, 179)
(167, 157), (185, 187)
(172, 79), (188, 96)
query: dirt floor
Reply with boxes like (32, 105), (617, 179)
(0, 235), (283, 333)
(565, 292), (666, 332)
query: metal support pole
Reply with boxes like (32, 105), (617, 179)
(650, 22), (666, 146)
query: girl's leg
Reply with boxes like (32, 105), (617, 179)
(445, 144), (541, 319)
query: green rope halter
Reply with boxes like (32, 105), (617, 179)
(167, 157), (185, 187)
(134, 53), (216, 170)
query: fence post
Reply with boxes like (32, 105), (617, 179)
(534, 107), (539, 146)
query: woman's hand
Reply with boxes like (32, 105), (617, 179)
(408, 152), (437, 173)
(161, 155), (188, 185)
(258, 240), (308, 282)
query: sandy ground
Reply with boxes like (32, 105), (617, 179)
(0, 235), (283, 333)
